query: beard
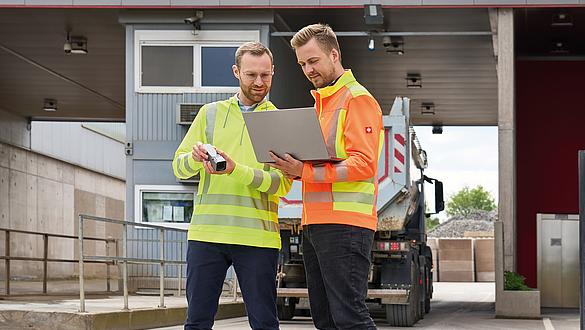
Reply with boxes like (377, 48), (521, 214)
(308, 64), (337, 89)
(240, 82), (269, 104)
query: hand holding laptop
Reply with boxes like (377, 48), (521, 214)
(266, 151), (303, 179)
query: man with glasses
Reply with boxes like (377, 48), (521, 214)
(173, 41), (292, 330)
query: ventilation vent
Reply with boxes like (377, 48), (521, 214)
(177, 103), (204, 125)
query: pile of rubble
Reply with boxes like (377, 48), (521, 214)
(427, 208), (498, 238)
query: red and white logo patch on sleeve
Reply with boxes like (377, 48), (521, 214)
(365, 127), (372, 134)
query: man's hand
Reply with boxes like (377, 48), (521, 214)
(202, 148), (235, 175)
(191, 142), (209, 162)
(192, 142), (235, 175)
(266, 152), (304, 179)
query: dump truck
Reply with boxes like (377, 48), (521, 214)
(276, 96), (444, 326)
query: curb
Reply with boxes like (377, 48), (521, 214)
(0, 301), (247, 330)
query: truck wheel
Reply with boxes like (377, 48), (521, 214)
(277, 297), (296, 320)
(386, 259), (420, 326)
(425, 297), (431, 314)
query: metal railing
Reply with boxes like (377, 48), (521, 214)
(0, 227), (114, 296)
(78, 214), (188, 312)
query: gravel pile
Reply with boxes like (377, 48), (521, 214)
(428, 208), (498, 238)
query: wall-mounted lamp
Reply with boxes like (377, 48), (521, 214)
(384, 36), (404, 55)
(421, 103), (435, 115)
(368, 35), (375, 51)
(64, 34), (87, 54)
(551, 13), (573, 27)
(550, 41), (569, 54)
(43, 99), (57, 112)
(432, 125), (443, 134)
(407, 75), (422, 89)
(364, 4), (383, 25)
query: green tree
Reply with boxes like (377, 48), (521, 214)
(425, 203), (440, 230)
(426, 216), (440, 231)
(446, 185), (496, 217)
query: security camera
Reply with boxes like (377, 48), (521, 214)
(184, 16), (201, 25)
(382, 36), (391, 48)
(63, 42), (72, 54)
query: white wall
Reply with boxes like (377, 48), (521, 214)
(31, 122), (125, 179)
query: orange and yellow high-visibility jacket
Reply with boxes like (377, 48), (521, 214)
(300, 70), (384, 231)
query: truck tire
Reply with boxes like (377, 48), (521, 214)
(277, 297), (296, 320)
(386, 259), (420, 326)
(425, 297), (431, 314)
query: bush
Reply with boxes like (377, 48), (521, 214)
(504, 270), (533, 291)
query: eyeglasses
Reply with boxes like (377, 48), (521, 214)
(241, 71), (273, 82)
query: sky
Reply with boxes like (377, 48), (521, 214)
(413, 126), (499, 222)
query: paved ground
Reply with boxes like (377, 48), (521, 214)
(153, 282), (580, 330)
(0, 281), (580, 329)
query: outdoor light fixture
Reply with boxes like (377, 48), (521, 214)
(550, 40), (569, 54)
(43, 99), (57, 111)
(432, 125), (443, 134)
(368, 35), (375, 51)
(407, 75), (422, 88)
(551, 13), (573, 27)
(421, 103), (435, 115)
(64, 34), (87, 54)
(364, 4), (383, 25)
(386, 37), (404, 55)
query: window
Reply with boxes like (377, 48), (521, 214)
(135, 185), (197, 229)
(135, 30), (259, 93)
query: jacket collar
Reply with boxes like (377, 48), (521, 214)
(311, 69), (355, 99)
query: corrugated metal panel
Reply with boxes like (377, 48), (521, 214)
(132, 93), (232, 141)
(126, 225), (188, 278)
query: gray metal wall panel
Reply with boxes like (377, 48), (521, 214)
(221, 0), (269, 4)
(527, 0), (579, 3)
(133, 160), (178, 184)
(25, 0), (72, 4)
(122, 0), (170, 5)
(170, 0), (219, 5)
(0, 1), (25, 4)
(268, 0), (319, 4)
(379, 0), (422, 4)
(73, 0), (122, 4)
(423, 0), (474, 4)
(475, 0), (525, 4)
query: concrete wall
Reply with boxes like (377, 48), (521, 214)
(0, 140), (125, 281)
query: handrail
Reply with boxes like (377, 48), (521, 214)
(0, 227), (113, 297)
(78, 214), (188, 312)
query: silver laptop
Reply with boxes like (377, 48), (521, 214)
(242, 107), (343, 164)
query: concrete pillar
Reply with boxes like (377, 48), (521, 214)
(496, 7), (516, 308)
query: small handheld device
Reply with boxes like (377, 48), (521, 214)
(202, 144), (227, 171)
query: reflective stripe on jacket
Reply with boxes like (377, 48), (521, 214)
(300, 70), (384, 231)
(173, 96), (292, 249)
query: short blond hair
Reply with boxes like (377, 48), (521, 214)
(235, 42), (273, 67)
(290, 23), (340, 56)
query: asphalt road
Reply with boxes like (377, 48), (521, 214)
(152, 282), (580, 330)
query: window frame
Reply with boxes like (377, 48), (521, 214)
(134, 184), (197, 229)
(134, 30), (260, 93)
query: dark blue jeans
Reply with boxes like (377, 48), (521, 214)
(184, 240), (279, 330)
(303, 224), (377, 330)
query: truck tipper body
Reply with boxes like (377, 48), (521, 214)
(276, 96), (444, 326)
